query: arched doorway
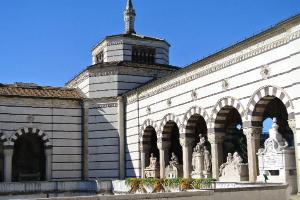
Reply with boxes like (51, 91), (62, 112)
(214, 106), (247, 177)
(140, 124), (159, 178)
(12, 129), (46, 182)
(163, 121), (182, 164)
(250, 96), (294, 180)
(252, 97), (294, 146)
(184, 114), (209, 178)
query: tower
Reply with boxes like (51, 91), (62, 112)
(124, 0), (136, 34)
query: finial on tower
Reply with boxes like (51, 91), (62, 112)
(124, 0), (136, 34)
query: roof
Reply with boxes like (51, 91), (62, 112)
(66, 61), (179, 86)
(92, 33), (170, 51)
(123, 13), (300, 97)
(0, 83), (83, 100)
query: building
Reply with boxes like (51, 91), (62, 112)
(1, 0), (300, 194)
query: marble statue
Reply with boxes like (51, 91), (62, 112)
(170, 152), (179, 166)
(144, 153), (159, 178)
(165, 152), (182, 178)
(257, 118), (296, 193)
(203, 146), (212, 173)
(191, 135), (212, 178)
(219, 152), (249, 182)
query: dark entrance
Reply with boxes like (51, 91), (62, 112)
(12, 133), (46, 181)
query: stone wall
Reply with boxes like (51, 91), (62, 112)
(0, 97), (83, 181)
(34, 184), (288, 200)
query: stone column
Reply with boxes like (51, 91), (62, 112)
(157, 141), (170, 178)
(208, 133), (224, 180)
(3, 146), (13, 182)
(243, 126), (261, 182)
(288, 119), (300, 192)
(45, 147), (52, 181)
(180, 137), (193, 179)
(140, 145), (150, 178)
(117, 97), (125, 180)
(82, 100), (89, 180)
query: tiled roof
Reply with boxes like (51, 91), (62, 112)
(0, 83), (83, 100)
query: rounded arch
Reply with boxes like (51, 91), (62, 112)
(139, 119), (158, 139)
(159, 113), (181, 134)
(182, 106), (209, 134)
(10, 127), (52, 147)
(246, 85), (295, 122)
(210, 97), (245, 129)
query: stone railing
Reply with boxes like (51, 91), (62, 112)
(0, 180), (112, 195)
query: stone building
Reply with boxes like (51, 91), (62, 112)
(1, 0), (300, 194)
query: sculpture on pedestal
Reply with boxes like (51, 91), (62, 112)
(219, 152), (249, 182)
(191, 134), (212, 178)
(257, 118), (296, 193)
(165, 152), (182, 178)
(144, 153), (160, 178)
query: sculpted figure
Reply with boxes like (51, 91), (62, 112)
(219, 153), (233, 176)
(170, 152), (179, 166)
(193, 134), (206, 153)
(233, 152), (243, 165)
(148, 153), (157, 169)
(203, 146), (211, 172)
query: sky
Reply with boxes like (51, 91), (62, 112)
(0, 0), (300, 87)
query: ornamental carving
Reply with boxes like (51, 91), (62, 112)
(243, 127), (262, 140)
(191, 89), (198, 100)
(222, 79), (229, 91)
(146, 106), (151, 115)
(167, 98), (172, 107)
(260, 65), (271, 79)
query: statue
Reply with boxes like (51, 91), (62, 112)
(203, 146), (211, 172)
(219, 153), (232, 177)
(170, 152), (179, 166)
(219, 152), (249, 182)
(165, 152), (182, 178)
(148, 153), (158, 169)
(191, 135), (212, 178)
(257, 118), (296, 193)
(193, 134), (206, 153)
(144, 153), (159, 178)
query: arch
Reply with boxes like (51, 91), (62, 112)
(182, 106), (209, 134)
(159, 113), (181, 135)
(139, 119), (158, 139)
(210, 97), (245, 129)
(246, 85), (295, 122)
(10, 127), (52, 147)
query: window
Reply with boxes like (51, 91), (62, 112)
(96, 51), (104, 64)
(132, 46), (155, 64)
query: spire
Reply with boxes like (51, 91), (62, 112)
(124, 0), (136, 34)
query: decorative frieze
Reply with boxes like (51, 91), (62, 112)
(97, 103), (118, 108)
(126, 29), (300, 104)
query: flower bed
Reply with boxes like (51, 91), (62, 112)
(124, 178), (215, 194)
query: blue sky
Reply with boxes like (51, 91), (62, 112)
(0, 0), (299, 86)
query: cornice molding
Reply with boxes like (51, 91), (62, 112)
(126, 29), (300, 104)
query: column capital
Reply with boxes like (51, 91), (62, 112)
(288, 119), (296, 130)
(157, 141), (170, 150)
(207, 133), (225, 144)
(3, 146), (14, 156)
(179, 137), (194, 147)
(243, 126), (262, 140)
